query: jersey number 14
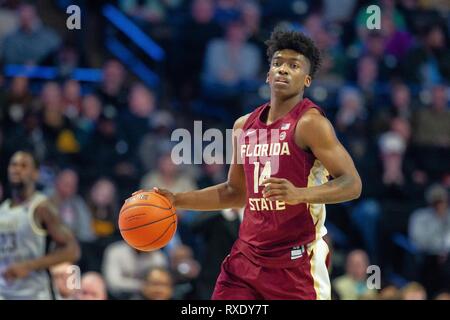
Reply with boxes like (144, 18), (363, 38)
(253, 161), (271, 193)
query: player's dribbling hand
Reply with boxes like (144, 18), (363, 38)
(152, 187), (176, 206)
(262, 177), (303, 205)
(3, 262), (32, 281)
(132, 188), (176, 206)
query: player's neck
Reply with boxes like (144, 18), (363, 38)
(268, 93), (303, 124)
(11, 185), (35, 206)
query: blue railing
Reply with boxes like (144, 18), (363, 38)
(102, 4), (165, 62)
(4, 64), (102, 82)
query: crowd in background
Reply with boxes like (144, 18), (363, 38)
(0, 0), (449, 299)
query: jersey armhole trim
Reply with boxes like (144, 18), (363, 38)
(29, 199), (48, 237)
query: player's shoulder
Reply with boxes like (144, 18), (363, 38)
(295, 107), (335, 148)
(0, 198), (10, 210)
(301, 107), (324, 120)
(233, 113), (252, 130)
(297, 107), (330, 130)
(34, 199), (57, 217)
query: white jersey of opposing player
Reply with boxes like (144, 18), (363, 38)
(0, 192), (54, 300)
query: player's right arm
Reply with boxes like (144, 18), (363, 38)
(153, 115), (249, 211)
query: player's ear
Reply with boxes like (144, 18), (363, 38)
(304, 75), (312, 87)
(266, 72), (270, 83)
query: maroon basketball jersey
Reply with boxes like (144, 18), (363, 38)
(235, 98), (329, 268)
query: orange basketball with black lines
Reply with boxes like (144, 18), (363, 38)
(119, 191), (177, 251)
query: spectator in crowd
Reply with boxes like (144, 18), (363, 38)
(362, 31), (395, 83)
(169, 244), (201, 299)
(132, 267), (174, 300)
(94, 59), (128, 114)
(40, 81), (80, 163)
(434, 291), (450, 300)
(49, 168), (96, 243)
(373, 82), (414, 136)
(80, 115), (123, 191)
(321, 0), (357, 25)
(402, 23), (450, 86)
(174, 0), (222, 102)
(381, 12), (414, 60)
(75, 94), (103, 150)
(240, 0), (265, 58)
(56, 44), (82, 78)
(401, 282), (427, 300)
(371, 118), (422, 199)
(412, 84), (450, 179)
(141, 152), (197, 195)
(116, 83), (157, 187)
(102, 241), (168, 299)
(0, 1), (19, 57)
(118, 0), (181, 25)
(335, 86), (368, 162)
(409, 184), (450, 255)
(240, 0), (261, 38)
(373, 117), (414, 192)
(378, 131), (407, 187)
(1, 108), (47, 168)
(62, 79), (82, 120)
(1, 76), (33, 132)
(191, 208), (242, 299)
(381, 14), (413, 65)
(202, 20), (261, 101)
(355, 55), (379, 109)
(79, 177), (120, 272)
(196, 160), (227, 190)
(413, 84), (450, 148)
(88, 177), (120, 241)
(333, 249), (377, 300)
(303, 13), (325, 40)
(119, 0), (163, 24)
(214, 0), (241, 27)
(74, 272), (108, 300)
(119, 0), (183, 51)
(137, 110), (176, 173)
(51, 262), (77, 300)
(356, 126), (423, 268)
(377, 285), (401, 300)
(390, 82), (414, 120)
(2, 3), (61, 64)
(390, 117), (412, 147)
(304, 14), (347, 88)
(409, 184), (450, 295)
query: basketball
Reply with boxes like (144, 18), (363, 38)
(119, 191), (177, 251)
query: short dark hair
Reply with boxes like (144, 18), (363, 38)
(145, 266), (173, 285)
(265, 28), (321, 78)
(13, 150), (40, 169)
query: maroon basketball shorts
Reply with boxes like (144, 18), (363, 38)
(212, 238), (331, 300)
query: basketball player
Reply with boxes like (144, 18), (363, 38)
(0, 151), (80, 299)
(148, 29), (362, 299)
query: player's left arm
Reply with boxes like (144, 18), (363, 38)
(263, 109), (362, 204)
(3, 201), (81, 281)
